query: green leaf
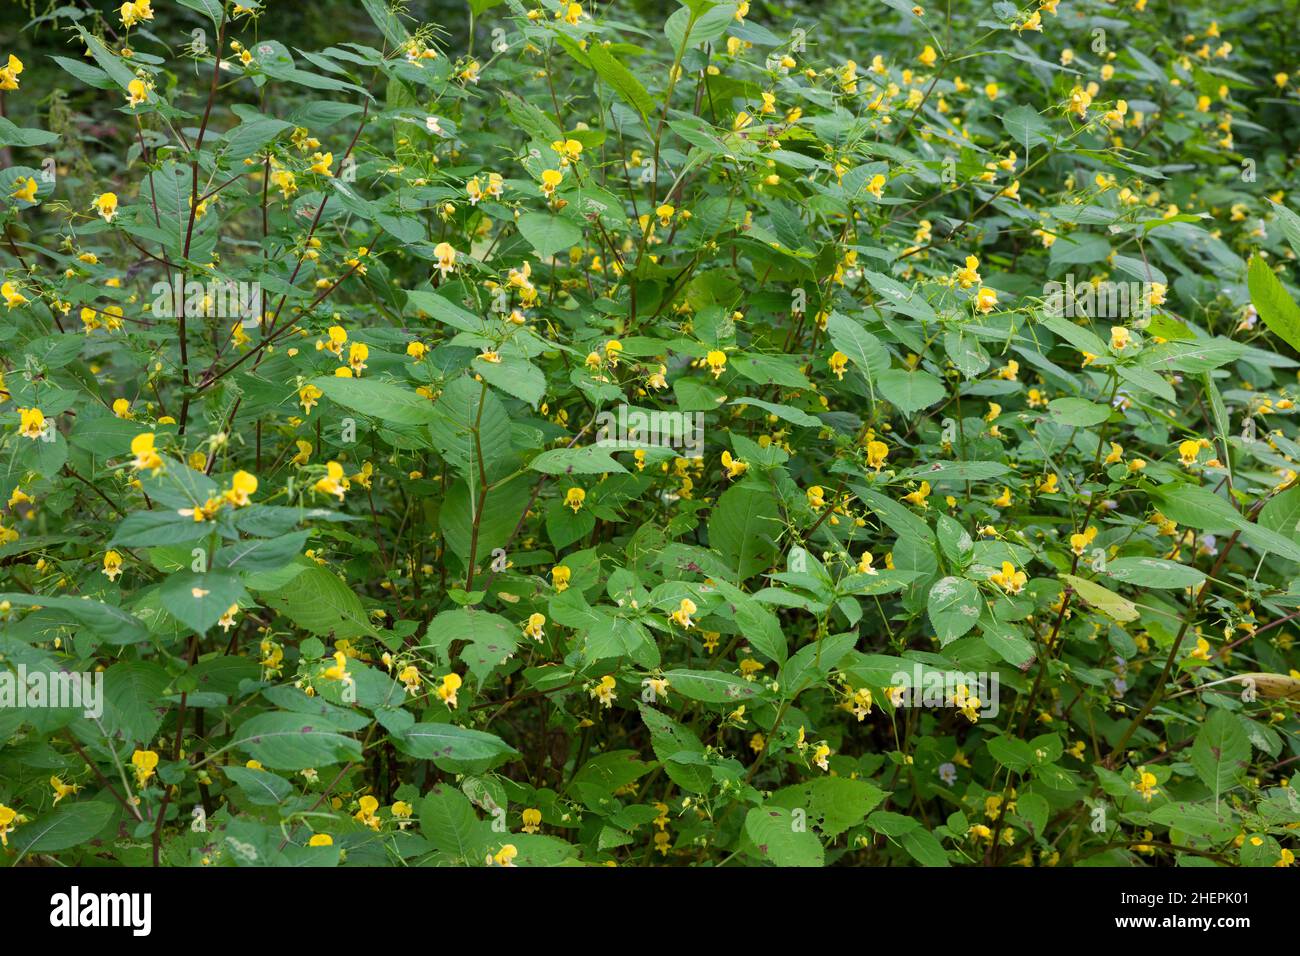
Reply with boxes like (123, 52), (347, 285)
(1103, 557), (1204, 590)
(233, 712), (362, 769)
(743, 806), (824, 866)
(11, 801), (114, 855)
(927, 576), (982, 646)
(1048, 397), (1111, 427)
(360, 0), (410, 45)
(901, 827), (950, 867)
(312, 375), (440, 426)
(1060, 574), (1138, 622)
(531, 444), (629, 475)
(878, 369), (945, 414)
(423, 609), (518, 684)
(176, 0), (223, 25)
(0, 593), (147, 644)
(767, 777), (885, 839)
(1248, 255), (1300, 355)
(0, 117), (59, 149)
(583, 42), (656, 121)
(393, 721), (520, 774)
(419, 783), (491, 861)
(663, 668), (762, 705)
(260, 564), (377, 639)
(826, 311), (889, 385)
(159, 570), (247, 635)
(1190, 709), (1250, 799)
(517, 211), (584, 261)
(1152, 483), (1300, 563)
(223, 765), (294, 806)
(708, 483), (781, 581)
(640, 703), (711, 793)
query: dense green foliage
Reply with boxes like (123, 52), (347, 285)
(1, 0), (1299, 867)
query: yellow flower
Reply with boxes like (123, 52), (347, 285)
(308, 833), (333, 847)
(866, 174), (886, 199)
(348, 341), (369, 375)
(720, 450), (748, 479)
(812, 743), (832, 771)
(867, 440), (889, 471)
(539, 168), (564, 199)
(299, 383), (323, 415)
(1110, 326), (1131, 351)
(93, 192), (119, 223)
(130, 432), (163, 473)
(434, 241), (457, 277)
(706, 350), (728, 378)
(671, 598), (697, 629)
(521, 808), (542, 834)
(858, 551), (878, 575)
(989, 561), (1027, 595)
(0, 804), (22, 846)
(355, 794), (381, 829)
(523, 612), (546, 642)
(1131, 769), (1159, 802)
(955, 255), (981, 289)
(974, 286), (998, 314)
(806, 485), (826, 510)
(589, 675), (617, 708)
(918, 45), (937, 67)
(1068, 85), (1092, 117)
(396, 665), (422, 695)
(487, 844), (518, 867)
(1, 282), (29, 309)
(437, 672), (462, 709)
(126, 78), (151, 108)
(11, 177), (38, 203)
(902, 480), (931, 509)
(272, 168), (297, 199)
(551, 564), (571, 592)
(103, 550), (124, 582)
(1104, 442), (1124, 464)
(314, 461), (350, 501)
(0, 54), (24, 91)
(1037, 473), (1059, 494)
(993, 486), (1012, 508)
(50, 776), (81, 805)
(18, 406), (46, 440)
(828, 350), (849, 380)
(951, 683), (982, 722)
(1148, 282), (1167, 307)
(119, 0), (154, 28)
(1178, 439), (1201, 467)
(564, 486), (586, 512)
(132, 749), (159, 788)
(223, 470), (258, 508)
(309, 151), (334, 176)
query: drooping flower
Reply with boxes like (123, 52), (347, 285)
(671, 598), (697, 629)
(314, 461), (349, 500)
(437, 672), (462, 709)
(132, 749), (159, 788)
(589, 675), (617, 708)
(18, 407), (45, 440)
